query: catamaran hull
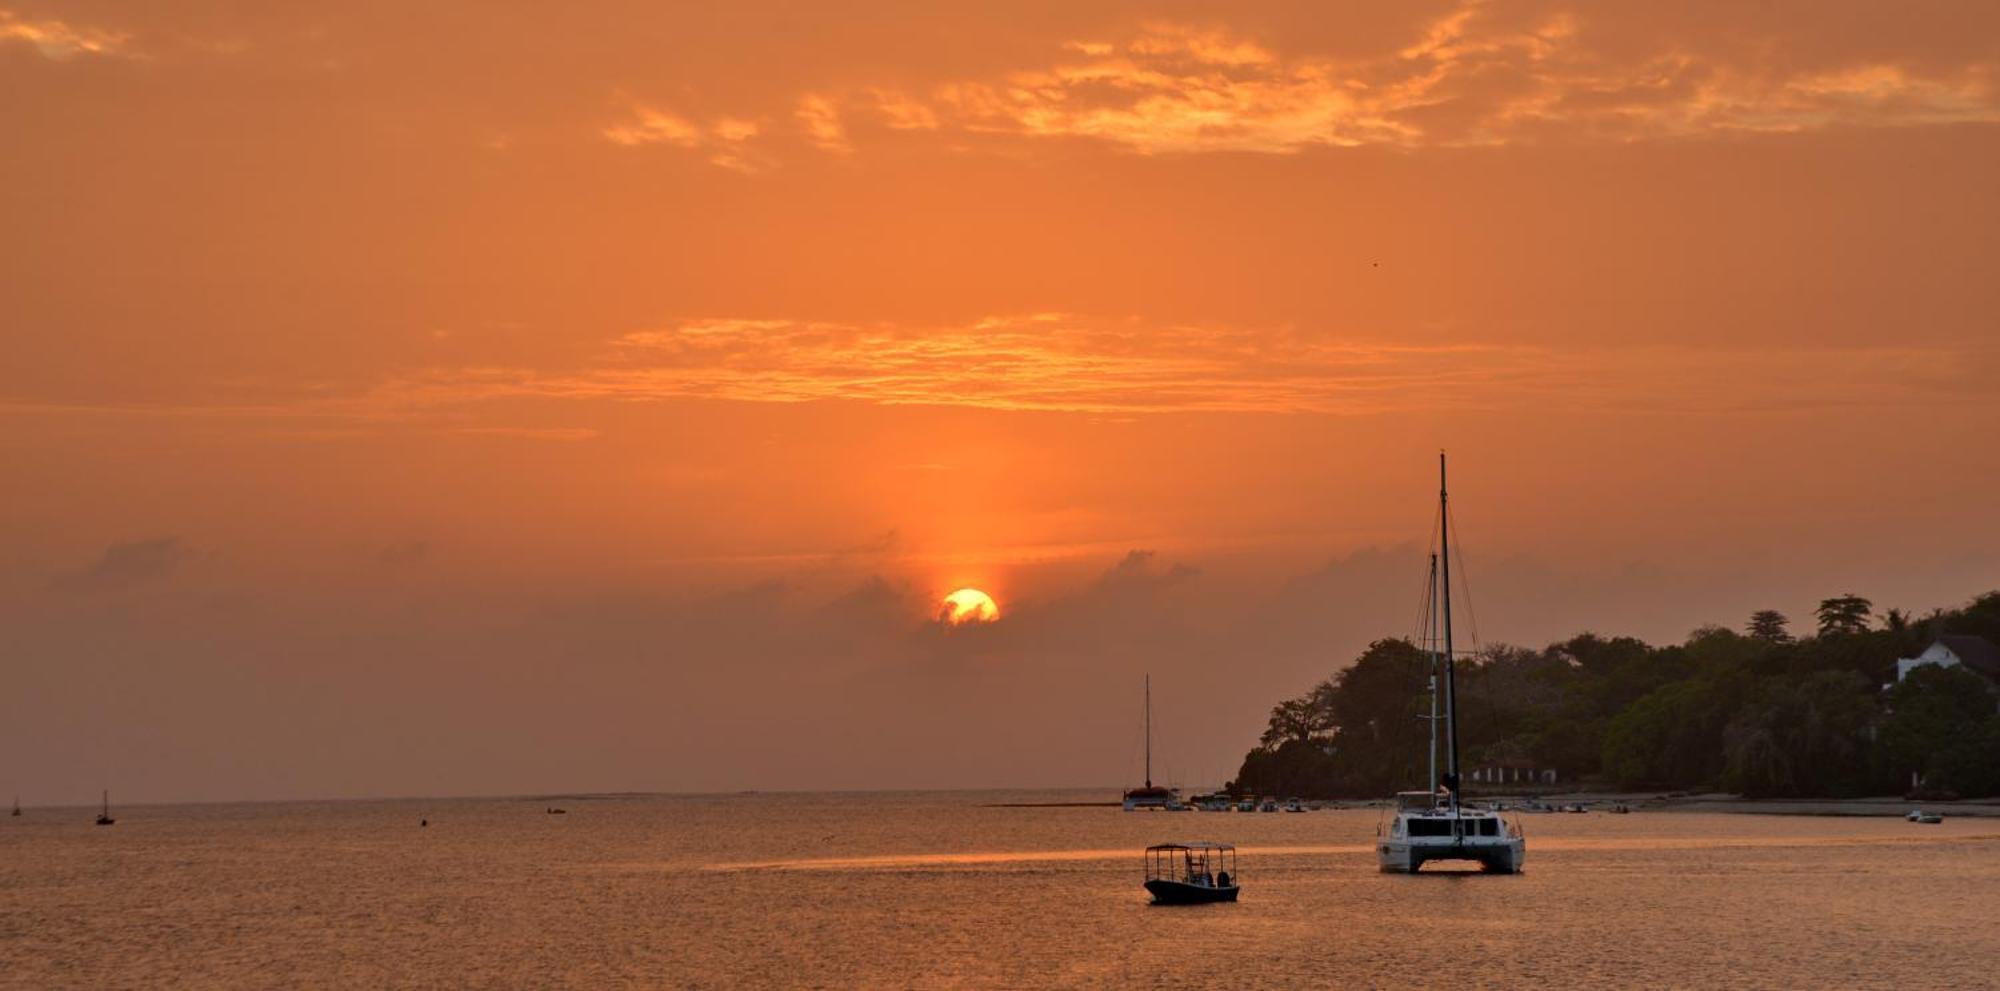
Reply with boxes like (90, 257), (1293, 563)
(1378, 838), (1525, 874)
(1144, 880), (1240, 904)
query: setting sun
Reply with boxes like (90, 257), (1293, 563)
(941, 588), (1000, 625)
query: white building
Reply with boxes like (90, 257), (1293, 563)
(1894, 635), (2000, 683)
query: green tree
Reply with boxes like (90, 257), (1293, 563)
(1722, 671), (1877, 796)
(1603, 679), (1734, 788)
(1259, 696), (1332, 749)
(1879, 665), (2000, 796)
(1816, 594), (1873, 636)
(1747, 610), (1793, 643)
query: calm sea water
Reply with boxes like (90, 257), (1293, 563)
(3, 791), (1995, 989)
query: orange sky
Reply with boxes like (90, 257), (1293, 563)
(4, 1), (1999, 802)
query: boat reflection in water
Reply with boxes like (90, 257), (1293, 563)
(1143, 843), (1240, 904)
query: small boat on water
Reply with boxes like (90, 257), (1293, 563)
(10, 795), (19, 817)
(546, 807), (567, 815)
(1284, 798), (1307, 813)
(1144, 843), (1240, 904)
(1906, 810), (1943, 824)
(1123, 675), (1181, 811)
(1258, 799), (1278, 813)
(1236, 798), (1255, 813)
(95, 790), (115, 827)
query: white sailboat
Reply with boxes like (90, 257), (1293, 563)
(1377, 453), (1525, 874)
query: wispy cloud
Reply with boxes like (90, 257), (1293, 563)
(602, 100), (768, 172)
(4, 318), (1987, 424)
(0, 9), (130, 59)
(357, 314), (1991, 417)
(795, 93), (852, 154)
(829, 8), (2000, 154)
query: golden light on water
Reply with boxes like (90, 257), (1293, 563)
(941, 588), (1000, 625)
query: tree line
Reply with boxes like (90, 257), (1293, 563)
(1230, 591), (2000, 800)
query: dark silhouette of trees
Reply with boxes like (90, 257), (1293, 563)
(1230, 588), (2000, 800)
(1816, 594), (1873, 636)
(1747, 610), (1793, 642)
(1879, 665), (2000, 797)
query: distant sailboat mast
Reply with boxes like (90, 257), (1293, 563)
(1144, 673), (1153, 790)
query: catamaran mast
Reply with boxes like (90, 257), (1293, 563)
(1144, 674), (1152, 789)
(1427, 552), (1440, 796)
(1440, 451), (1461, 812)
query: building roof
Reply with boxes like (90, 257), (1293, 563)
(1938, 635), (2000, 679)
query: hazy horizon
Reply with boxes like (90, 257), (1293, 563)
(6, 0), (1998, 805)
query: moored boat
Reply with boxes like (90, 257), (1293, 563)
(1375, 453), (1526, 875)
(1143, 842), (1240, 904)
(1123, 675), (1181, 811)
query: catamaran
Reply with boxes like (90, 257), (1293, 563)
(1122, 675), (1180, 811)
(95, 789), (115, 827)
(1377, 453), (1525, 874)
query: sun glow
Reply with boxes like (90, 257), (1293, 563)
(941, 588), (1000, 625)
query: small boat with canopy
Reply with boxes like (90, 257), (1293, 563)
(1143, 842), (1240, 904)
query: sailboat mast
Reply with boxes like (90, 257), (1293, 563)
(1427, 552), (1440, 795)
(1439, 451), (1461, 811)
(1144, 674), (1152, 789)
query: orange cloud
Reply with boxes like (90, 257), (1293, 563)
(795, 93), (852, 153)
(827, 9), (2000, 154)
(0, 9), (129, 59)
(345, 315), (1987, 418)
(602, 101), (767, 172)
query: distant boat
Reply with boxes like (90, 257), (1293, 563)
(1143, 842), (1240, 904)
(1284, 798), (1307, 813)
(95, 790), (115, 827)
(1122, 675), (1179, 811)
(10, 795), (19, 817)
(1377, 453), (1525, 874)
(546, 807), (567, 815)
(1906, 810), (1943, 824)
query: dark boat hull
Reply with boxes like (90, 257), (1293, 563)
(1145, 880), (1239, 904)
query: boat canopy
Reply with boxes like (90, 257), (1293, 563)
(1145, 842), (1234, 853)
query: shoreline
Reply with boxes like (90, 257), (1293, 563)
(1415, 792), (2000, 818)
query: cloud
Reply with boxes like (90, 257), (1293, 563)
(602, 101), (768, 172)
(4, 313), (1989, 424)
(824, 9), (2000, 154)
(358, 313), (1992, 417)
(795, 93), (852, 153)
(0, 10), (130, 59)
(62, 537), (187, 591)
